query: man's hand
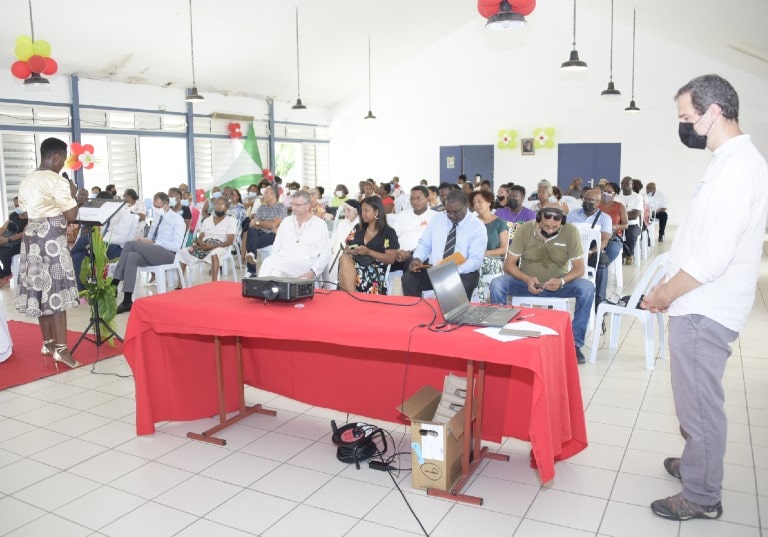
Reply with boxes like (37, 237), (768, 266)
(298, 270), (315, 280)
(542, 278), (562, 292)
(527, 277), (543, 295)
(408, 258), (426, 272)
(641, 283), (669, 313)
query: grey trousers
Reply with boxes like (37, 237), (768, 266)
(669, 314), (738, 505)
(113, 240), (176, 293)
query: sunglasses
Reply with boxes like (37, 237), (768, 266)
(541, 211), (564, 221)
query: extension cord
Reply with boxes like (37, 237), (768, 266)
(369, 460), (394, 472)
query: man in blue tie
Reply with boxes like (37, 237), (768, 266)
(113, 192), (186, 314)
(402, 190), (486, 300)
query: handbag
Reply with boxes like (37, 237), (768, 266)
(190, 237), (222, 259)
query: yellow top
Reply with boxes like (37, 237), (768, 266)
(18, 169), (77, 219)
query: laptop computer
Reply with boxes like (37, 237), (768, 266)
(426, 262), (520, 327)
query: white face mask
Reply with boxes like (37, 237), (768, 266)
(212, 191), (222, 199)
(260, 188), (267, 195)
(170, 196), (179, 206)
(289, 189), (298, 195)
(248, 191), (258, 198)
(335, 190), (344, 198)
(89, 193), (97, 199)
(154, 206), (166, 217)
(180, 199), (190, 207)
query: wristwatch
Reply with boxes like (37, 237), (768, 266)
(559, 278), (566, 289)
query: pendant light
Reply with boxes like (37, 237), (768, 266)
(23, 0), (49, 86)
(291, 7), (306, 109)
(364, 34), (376, 120)
(624, 9), (640, 113)
(561, 0), (587, 71)
(185, 0), (204, 103)
(486, 0), (527, 30)
(600, 0), (621, 96)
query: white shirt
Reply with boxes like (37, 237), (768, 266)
(103, 206), (135, 247)
(617, 191), (644, 225)
(647, 190), (668, 213)
(667, 134), (768, 332)
(271, 215), (332, 277)
(393, 208), (436, 251)
(199, 214), (238, 242)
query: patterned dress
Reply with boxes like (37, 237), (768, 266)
(346, 225), (399, 295)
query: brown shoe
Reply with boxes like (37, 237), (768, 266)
(624, 256), (634, 266)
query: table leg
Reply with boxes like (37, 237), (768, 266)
(187, 335), (276, 445)
(426, 360), (509, 505)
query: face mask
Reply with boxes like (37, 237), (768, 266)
(89, 193), (97, 199)
(678, 121), (707, 150)
(508, 199), (520, 210)
(248, 191), (258, 198)
(335, 190), (344, 198)
(14, 207), (25, 215)
(540, 228), (558, 239)
(170, 197), (179, 206)
(154, 206), (166, 217)
(289, 189), (298, 195)
(601, 192), (613, 203)
(180, 199), (190, 207)
(582, 201), (596, 214)
(260, 188), (267, 195)
(214, 210), (226, 217)
(212, 191), (222, 199)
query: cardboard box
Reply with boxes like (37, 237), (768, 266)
(398, 385), (465, 492)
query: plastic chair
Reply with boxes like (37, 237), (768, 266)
(589, 252), (669, 370)
(136, 230), (189, 293)
(571, 223), (602, 285)
(10, 254), (20, 288)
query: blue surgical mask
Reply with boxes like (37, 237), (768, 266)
(212, 191), (222, 199)
(180, 199), (190, 207)
(14, 207), (26, 215)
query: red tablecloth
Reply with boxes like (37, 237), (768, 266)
(123, 281), (587, 483)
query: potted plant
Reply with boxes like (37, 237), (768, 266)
(78, 227), (118, 345)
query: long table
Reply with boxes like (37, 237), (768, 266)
(123, 281), (587, 483)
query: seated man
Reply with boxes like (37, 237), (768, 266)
(393, 185), (436, 268)
(645, 182), (668, 241)
(402, 190), (486, 300)
(244, 184), (287, 275)
(495, 185), (536, 224)
(489, 203), (595, 364)
(568, 187), (620, 307)
(71, 191), (135, 292)
(112, 192), (186, 314)
(257, 190), (331, 279)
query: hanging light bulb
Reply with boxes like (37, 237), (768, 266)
(601, 0), (621, 97)
(486, 0), (527, 30)
(184, 0), (204, 103)
(625, 9), (640, 113)
(291, 7), (306, 109)
(364, 34), (376, 119)
(561, 0), (587, 71)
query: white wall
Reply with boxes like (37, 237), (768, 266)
(327, 2), (768, 224)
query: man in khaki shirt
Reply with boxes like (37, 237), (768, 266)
(490, 203), (594, 363)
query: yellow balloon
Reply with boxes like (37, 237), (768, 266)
(16, 35), (33, 46)
(14, 43), (34, 61)
(32, 40), (51, 57)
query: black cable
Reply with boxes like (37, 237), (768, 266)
(386, 466), (429, 537)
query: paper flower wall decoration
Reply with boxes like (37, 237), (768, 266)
(497, 129), (518, 150)
(228, 122), (243, 139)
(10, 35), (58, 81)
(66, 142), (95, 170)
(261, 168), (274, 181)
(533, 127), (556, 149)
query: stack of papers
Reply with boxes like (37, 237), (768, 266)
(475, 320), (559, 342)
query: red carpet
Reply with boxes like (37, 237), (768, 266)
(1, 321), (125, 391)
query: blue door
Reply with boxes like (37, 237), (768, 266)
(439, 145), (494, 184)
(557, 143), (621, 192)
(439, 146), (461, 184)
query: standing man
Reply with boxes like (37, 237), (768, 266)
(16, 138), (81, 369)
(617, 176), (643, 265)
(645, 182), (668, 242)
(113, 192), (186, 313)
(643, 75), (767, 521)
(402, 190), (485, 300)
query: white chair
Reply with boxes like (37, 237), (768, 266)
(560, 195), (581, 214)
(136, 230), (189, 294)
(10, 254), (20, 287)
(589, 252), (669, 370)
(571, 223), (602, 285)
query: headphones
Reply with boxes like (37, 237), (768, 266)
(535, 208), (567, 225)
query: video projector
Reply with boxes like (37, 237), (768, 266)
(242, 276), (315, 302)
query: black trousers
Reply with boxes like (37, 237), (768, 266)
(655, 211), (668, 238)
(402, 269), (479, 301)
(623, 224), (641, 258)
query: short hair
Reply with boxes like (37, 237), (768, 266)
(105, 184), (116, 192)
(552, 186), (562, 200)
(292, 189), (310, 205)
(438, 182), (452, 191)
(316, 186), (325, 196)
(307, 188), (320, 197)
(606, 182), (621, 195)
(632, 179), (643, 193)
(154, 192), (170, 204)
(510, 185), (526, 198)
(675, 74), (739, 121)
(97, 191), (114, 200)
(335, 184), (349, 197)
(457, 174), (467, 183)
(91, 186), (102, 193)
(445, 190), (468, 207)
(40, 138), (67, 159)
(380, 183), (392, 195)
(470, 190), (494, 206)
(481, 179), (491, 187)
(410, 185), (429, 198)
(427, 185), (439, 195)
(273, 176), (283, 184)
(124, 188), (138, 201)
(257, 180), (271, 189)
(537, 179), (553, 196)
(168, 187), (182, 197)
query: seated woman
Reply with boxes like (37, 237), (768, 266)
(532, 179), (570, 214)
(0, 197), (28, 286)
(329, 184), (350, 209)
(338, 196), (399, 295)
(123, 188), (147, 240)
(307, 188), (327, 219)
(470, 191), (508, 302)
(176, 197), (237, 282)
(324, 199), (360, 290)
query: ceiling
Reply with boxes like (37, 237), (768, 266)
(2, 0), (767, 109)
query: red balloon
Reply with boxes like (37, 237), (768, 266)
(477, 0), (501, 7)
(27, 54), (46, 73)
(84, 162), (95, 170)
(11, 61), (31, 79)
(83, 144), (94, 153)
(71, 142), (83, 153)
(478, 3), (498, 18)
(42, 57), (57, 75)
(511, 0), (536, 16)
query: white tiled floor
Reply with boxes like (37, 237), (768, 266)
(1, 232), (766, 536)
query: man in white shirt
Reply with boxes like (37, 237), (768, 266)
(617, 176), (644, 265)
(258, 190), (331, 279)
(643, 75), (768, 522)
(394, 186), (436, 257)
(645, 182), (668, 242)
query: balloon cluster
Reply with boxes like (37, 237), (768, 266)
(477, 0), (536, 18)
(65, 143), (95, 170)
(10, 35), (58, 81)
(261, 168), (274, 181)
(228, 122), (242, 138)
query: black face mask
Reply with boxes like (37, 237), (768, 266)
(678, 122), (707, 150)
(540, 228), (559, 239)
(214, 210), (226, 217)
(508, 199), (520, 210)
(582, 201), (596, 214)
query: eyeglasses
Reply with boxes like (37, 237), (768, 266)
(292, 202), (309, 207)
(583, 197), (601, 203)
(541, 211), (564, 221)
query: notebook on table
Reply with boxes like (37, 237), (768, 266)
(426, 262), (520, 327)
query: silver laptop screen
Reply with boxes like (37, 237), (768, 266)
(426, 262), (469, 320)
